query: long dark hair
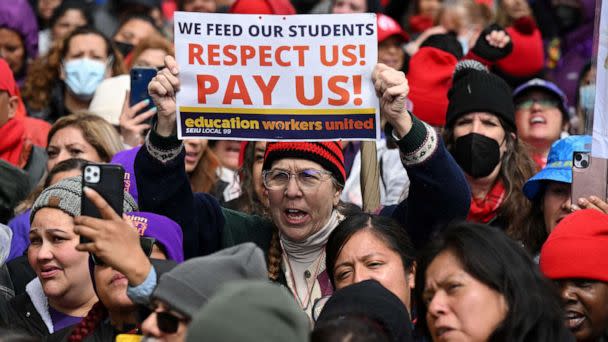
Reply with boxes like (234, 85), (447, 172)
(415, 222), (571, 342)
(325, 213), (415, 288)
(443, 116), (536, 249)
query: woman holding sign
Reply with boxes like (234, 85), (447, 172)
(74, 56), (470, 321)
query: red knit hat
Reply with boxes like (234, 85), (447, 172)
(262, 141), (345, 185)
(377, 13), (409, 43)
(540, 209), (608, 283)
(406, 47), (457, 126)
(229, 0), (296, 14)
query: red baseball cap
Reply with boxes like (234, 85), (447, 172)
(377, 14), (409, 43)
(229, 0), (296, 14)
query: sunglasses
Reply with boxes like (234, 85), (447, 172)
(156, 311), (187, 334)
(92, 237), (156, 266)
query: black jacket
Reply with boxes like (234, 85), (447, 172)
(0, 291), (50, 337)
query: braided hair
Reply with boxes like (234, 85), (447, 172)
(68, 301), (107, 342)
(267, 229), (283, 281)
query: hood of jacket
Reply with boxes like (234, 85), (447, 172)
(0, 0), (38, 61)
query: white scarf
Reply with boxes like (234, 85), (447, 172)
(280, 210), (344, 303)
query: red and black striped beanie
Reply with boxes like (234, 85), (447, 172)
(263, 141), (346, 185)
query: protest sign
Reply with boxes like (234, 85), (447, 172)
(173, 12), (379, 141)
(593, 0), (608, 157)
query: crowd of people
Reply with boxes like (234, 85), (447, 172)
(0, 0), (606, 341)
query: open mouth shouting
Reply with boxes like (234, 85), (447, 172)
(283, 208), (309, 225)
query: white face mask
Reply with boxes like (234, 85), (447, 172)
(63, 57), (109, 100)
(579, 84), (595, 112)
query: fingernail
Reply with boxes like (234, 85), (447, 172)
(144, 99), (150, 105)
(578, 198), (586, 205)
(172, 67), (178, 74)
(83, 186), (91, 192)
(151, 106), (158, 113)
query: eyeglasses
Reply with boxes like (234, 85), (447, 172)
(515, 98), (560, 111)
(262, 169), (335, 191)
(92, 237), (156, 266)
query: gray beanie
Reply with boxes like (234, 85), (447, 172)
(152, 242), (268, 318)
(186, 280), (309, 342)
(30, 176), (138, 223)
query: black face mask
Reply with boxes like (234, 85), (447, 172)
(554, 5), (582, 33)
(114, 41), (134, 57)
(450, 133), (501, 178)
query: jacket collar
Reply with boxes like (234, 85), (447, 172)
(25, 278), (53, 333)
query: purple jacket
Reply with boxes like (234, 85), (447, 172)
(0, 0), (38, 85)
(546, 0), (594, 106)
(111, 146), (141, 204)
(7, 210), (31, 262)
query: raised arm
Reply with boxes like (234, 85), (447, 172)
(373, 64), (471, 248)
(135, 56), (224, 259)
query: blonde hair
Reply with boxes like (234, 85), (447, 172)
(48, 113), (124, 162)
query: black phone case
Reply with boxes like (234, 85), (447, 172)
(130, 67), (157, 114)
(81, 163), (125, 219)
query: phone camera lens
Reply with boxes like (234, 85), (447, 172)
(575, 154), (582, 161)
(85, 176), (91, 181)
(93, 172), (98, 177)
(581, 160), (589, 168)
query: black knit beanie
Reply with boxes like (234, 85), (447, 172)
(445, 60), (516, 131)
(316, 280), (413, 342)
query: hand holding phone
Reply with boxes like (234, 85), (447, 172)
(75, 174), (152, 283)
(571, 152), (608, 204)
(119, 91), (156, 147)
(81, 163), (125, 244)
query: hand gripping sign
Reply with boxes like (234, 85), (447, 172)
(174, 12), (379, 141)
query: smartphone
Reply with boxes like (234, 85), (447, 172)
(571, 151), (608, 203)
(81, 163), (125, 243)
(130, 67), (157, 115)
